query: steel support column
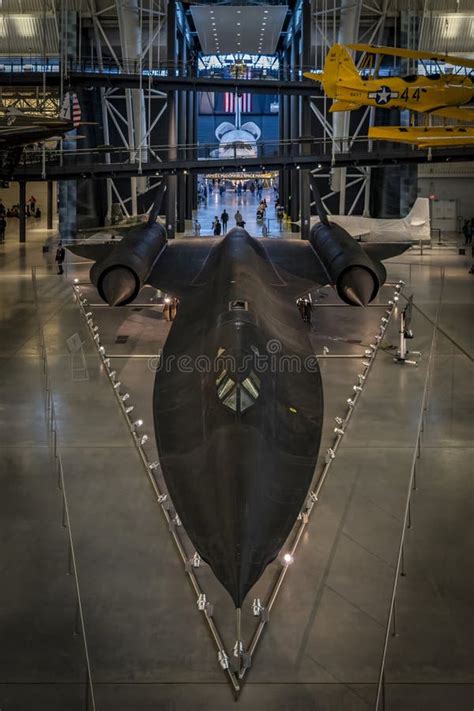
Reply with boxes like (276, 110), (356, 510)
(300, 0), (312, 240)
(186, 82), (196, 220)
(47, 180), (54, 230)
(19, 181), (26, 243)
(176, 28), (187, 234)
(58, 10), (77, 241)
(116, 0), (148, 215)
(289, 29), (300, 231)
(331, 0), (361, 213)
(166, 0), (177, 239)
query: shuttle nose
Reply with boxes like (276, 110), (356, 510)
(338, 266), (376, 307)
(100, 267), (137, 306)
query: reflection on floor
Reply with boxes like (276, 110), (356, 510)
(0, 204), (473, 710)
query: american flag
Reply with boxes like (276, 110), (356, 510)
(224, 93), (252, 113)
(71, 93), (81, 127)
(60, 92), (82, 127)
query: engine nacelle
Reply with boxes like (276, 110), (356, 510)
(90, 222), (167, 306)
(309, 221), (386, 306)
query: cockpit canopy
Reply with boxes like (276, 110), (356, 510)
(215, 345), (260, 414)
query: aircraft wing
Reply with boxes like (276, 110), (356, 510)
(68, 242), (117, 262)
(147, 238), (220, 293)
(260, 238), (409, 284)
(369, 125), (474, 147)
(68, 234), (410, 302)
(430, 107), (474, 123)
(68, 237), (220, 296)
(260, 239), (329, 285)
(347, 43), (474, 69)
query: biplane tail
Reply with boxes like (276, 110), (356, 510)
(305, 44), (363, 107)
(323, 44), (361, 96)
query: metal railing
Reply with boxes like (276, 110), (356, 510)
(373, 267), (445, 711)
(0, 57), (312, 82)
(16, 135), (418, 171)
(242, 283), (406, 679)
(31, 267), (96, 711)
(71, 282), (241, 695)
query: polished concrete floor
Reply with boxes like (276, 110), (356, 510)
(0, 190), (473, 711)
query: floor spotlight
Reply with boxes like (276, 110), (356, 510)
(149, 461), (159, 470)
(218, 650), (230, 670)
(192, 552), (201, 568)
(139, 434), (148, 445)
(125, 405), (134, 414)
(283, 553), (294, 565)
(132, 419), (143, 429)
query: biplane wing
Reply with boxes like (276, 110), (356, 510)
(369, 125), (474, 147)
(430, 106), (474, 123)
(347, 43), (474, 70)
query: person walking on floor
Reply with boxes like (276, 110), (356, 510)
(462, 219), (471, 244)
(0, 215), (6, 242)
(466, 218), (473, 245)
(235, 209), (243, 226)
(213, 217), (222, 236)
(303, 298), (312, 324)
(55, 241), (65, 275)
(221, 209), (229, 233)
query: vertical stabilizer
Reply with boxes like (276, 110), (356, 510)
(321, 44), (361, 97)
(405, 198), (430, 227)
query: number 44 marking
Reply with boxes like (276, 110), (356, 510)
(401, 88), (421, 101)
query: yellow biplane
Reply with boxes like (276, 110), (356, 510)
(304, 44), (474, 147)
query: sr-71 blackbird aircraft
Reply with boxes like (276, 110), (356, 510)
(304, 44), (474, 147)
(69, 194), (409, 609)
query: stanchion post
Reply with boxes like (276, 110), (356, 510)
(68, 541), (73, 575)
(62, 492), (67, 528)
(391, 601), (397, 637)
(74, 598), (80, 635)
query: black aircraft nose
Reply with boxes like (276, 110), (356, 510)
(339, 266), (376, 307)
(100, 267), (137, 306)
